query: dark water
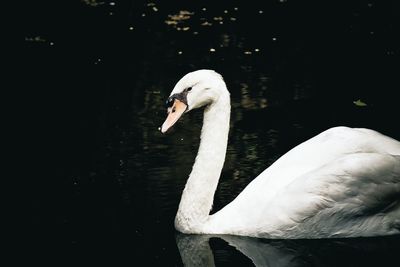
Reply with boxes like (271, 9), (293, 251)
(24, 0), (400, 265)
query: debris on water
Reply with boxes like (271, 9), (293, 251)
(165, 10), (194, 30)
(210, 48), (216, 52)
(129, 26), (134, 30)
(201, 21), (212, 26)
(82, 0), (105, 7)
(109, 2), (115, 6)
(178, 51), (183, 55)
(272, 37), (277, 41)
(244, 51), (252, 55)
(254, 48), (260, 52)
(180, 10), (195, 16)
(165, 20), (178, 26)
(25, 36), (46, 42)
(158, 127), (161, 131)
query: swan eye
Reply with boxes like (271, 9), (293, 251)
(186, 87), (192, 92)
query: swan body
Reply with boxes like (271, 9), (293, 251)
(161, 69), (400, 238)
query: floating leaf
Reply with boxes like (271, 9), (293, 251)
(353, 99), (367, 107)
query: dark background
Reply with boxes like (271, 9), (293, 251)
(24, 0), (399, 265)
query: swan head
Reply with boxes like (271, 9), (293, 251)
(160, 69), (227, 133)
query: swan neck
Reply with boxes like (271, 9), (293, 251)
(175, 91), (230, 233)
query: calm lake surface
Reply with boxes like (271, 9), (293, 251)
(25, 1), (400, 265)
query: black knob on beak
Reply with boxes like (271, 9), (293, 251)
(165, 96), (175, 108)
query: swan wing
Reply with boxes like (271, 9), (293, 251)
(208, 127), (400, 237)
(259, 152), (400, 238)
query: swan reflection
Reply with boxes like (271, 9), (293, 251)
(176, 233), (400, 266)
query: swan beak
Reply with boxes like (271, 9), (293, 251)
(161, 99), (187, 133)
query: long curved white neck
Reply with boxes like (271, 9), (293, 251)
(175, 89), (231, 233)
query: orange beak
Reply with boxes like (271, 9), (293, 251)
(161, 99), (188, 133)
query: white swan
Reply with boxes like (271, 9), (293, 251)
(161, 69), (400, 239)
